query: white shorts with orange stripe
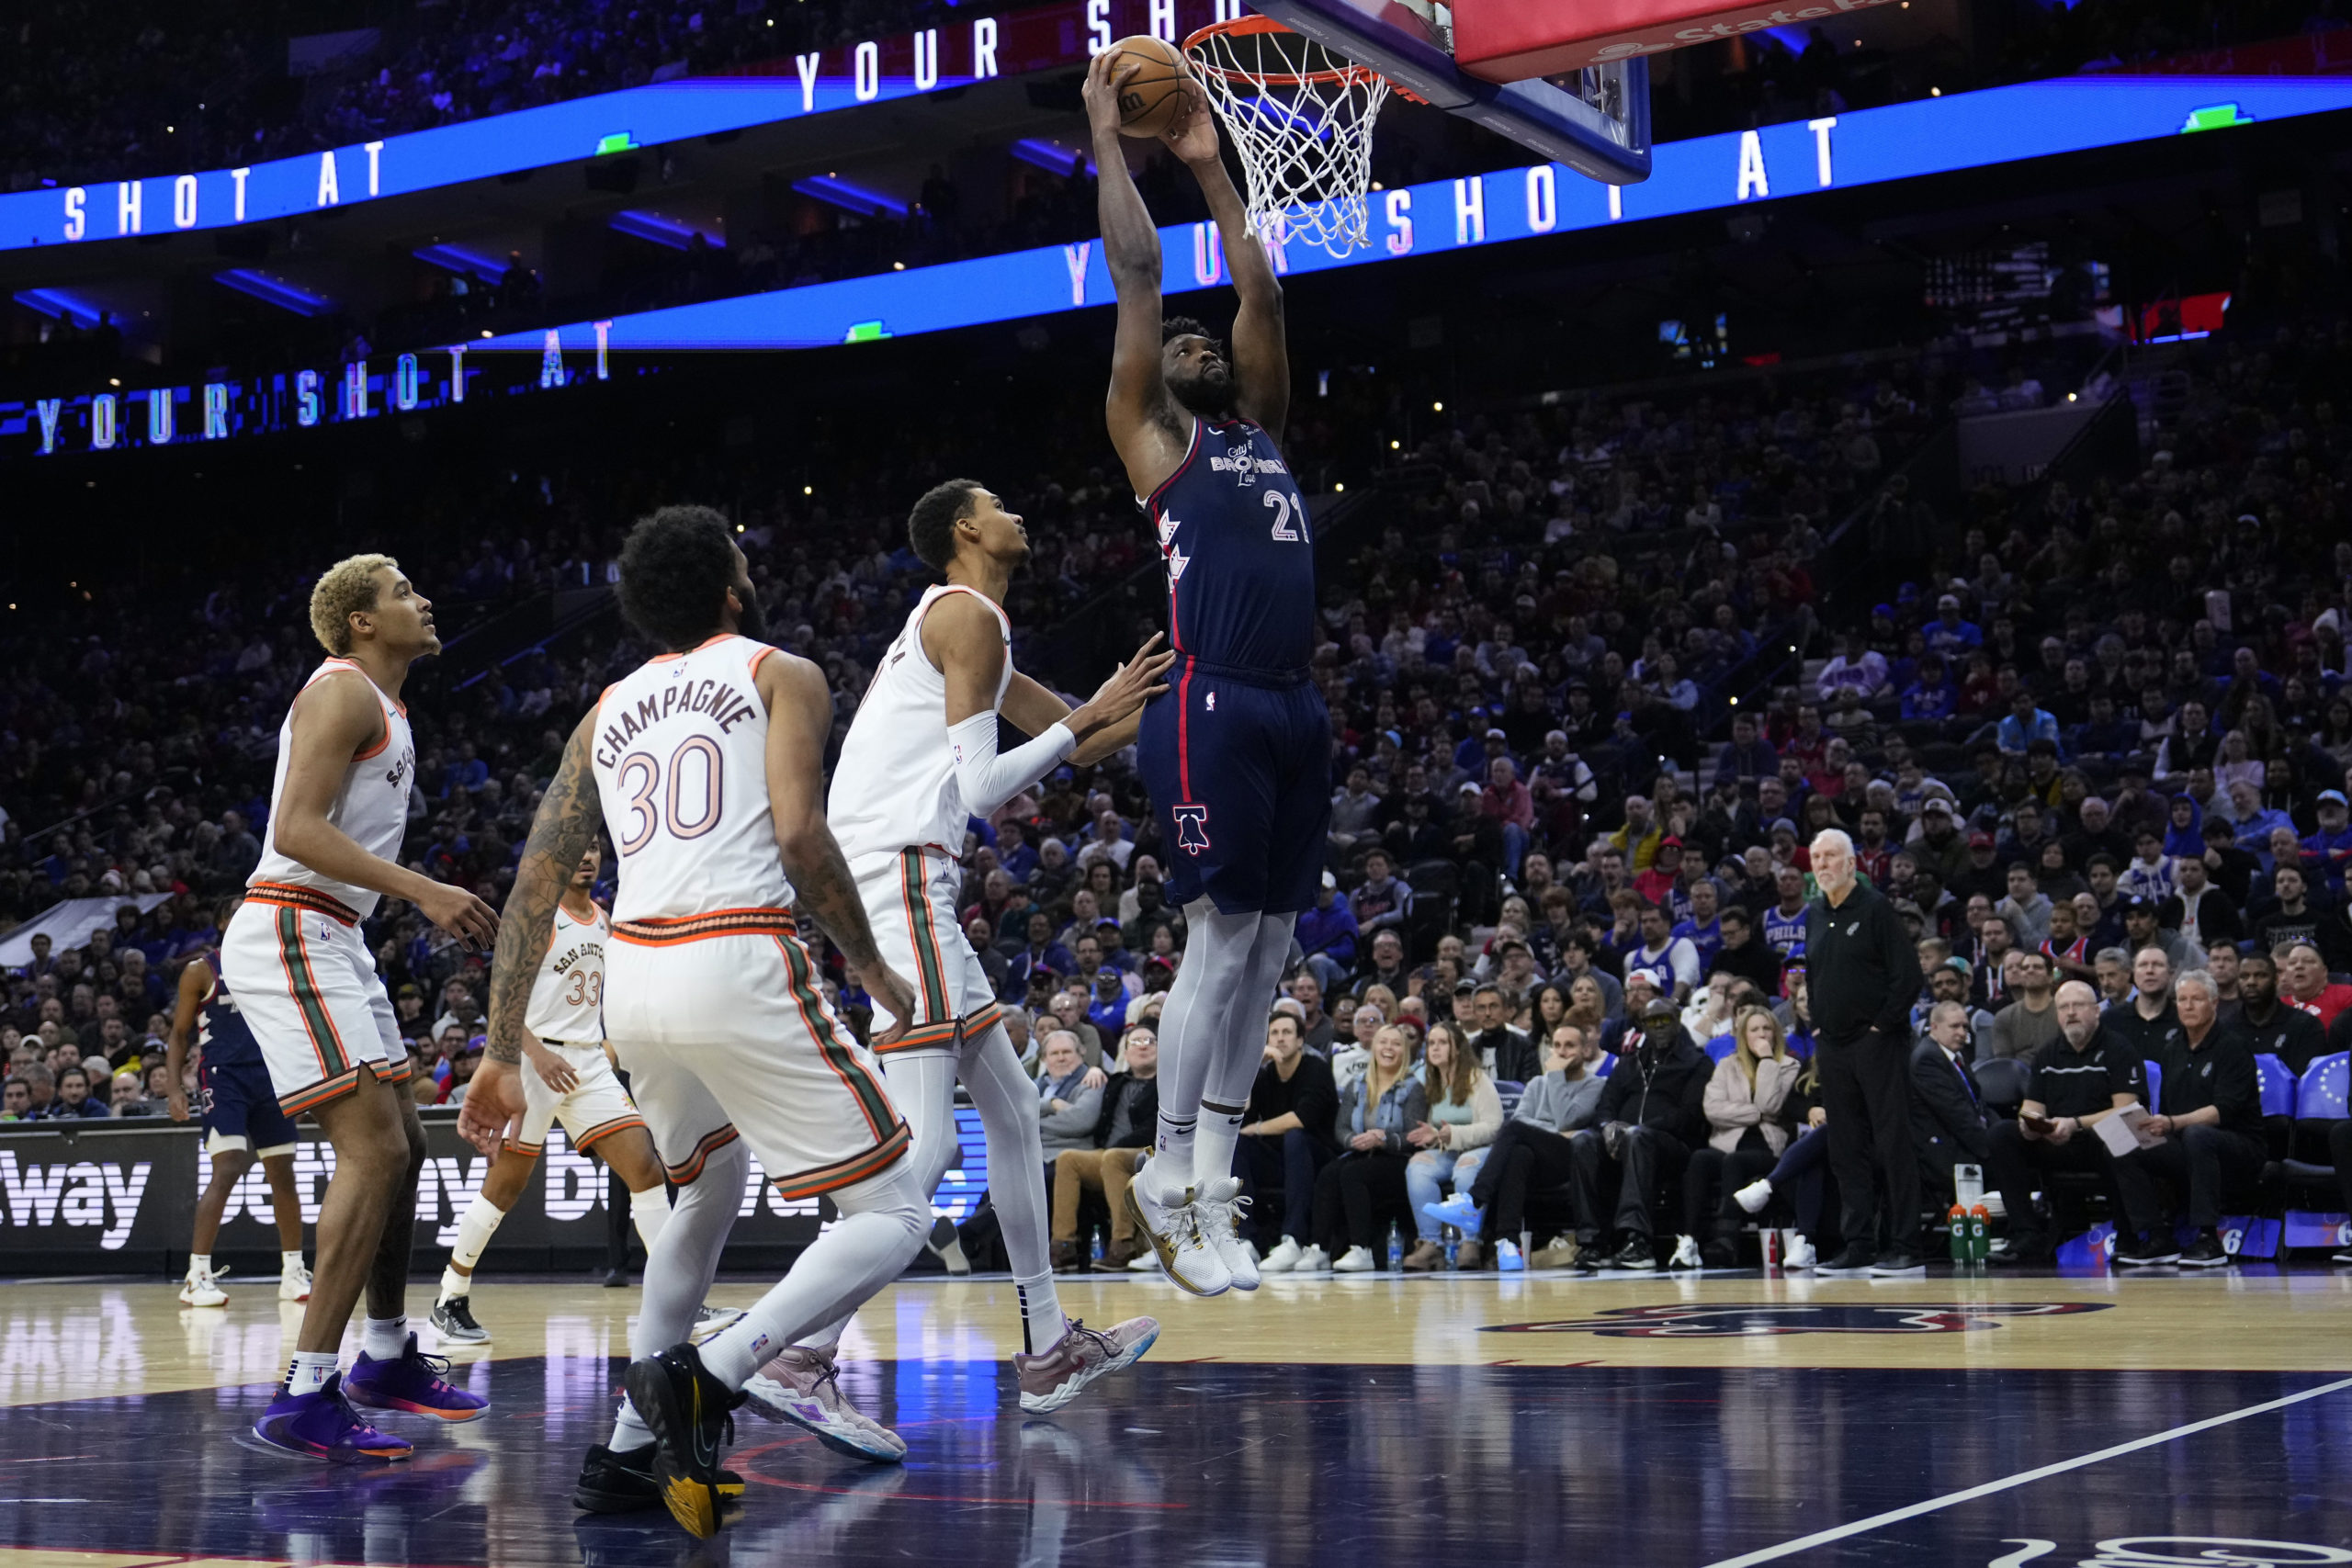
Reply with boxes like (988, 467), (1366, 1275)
(511, 1040), (646, 1158)
(219, 885), (410, 1117)
(603, 908), (910, 1201)
(854, 846), (1001, 1058)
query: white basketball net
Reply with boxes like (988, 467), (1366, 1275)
(1185, 25), (1390, 259)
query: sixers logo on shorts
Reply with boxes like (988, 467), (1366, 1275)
(1482, 1303), (2115, 1337)
(1172, 805), (1211, 855)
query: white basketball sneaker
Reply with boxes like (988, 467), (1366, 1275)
(1734, 1178), (1774, 1214)
(278, 1259), (312, 1303)
(1193, 1177), (1259, 1292)
(178, 1266), (228, 1308)
(1124, 1171), (1230, 1297)
(1257, 1236), (1304, 1274)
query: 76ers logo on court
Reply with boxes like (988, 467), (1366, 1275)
(1482, 1303), (2114, 1337)
(1172, 805), (1212, 855)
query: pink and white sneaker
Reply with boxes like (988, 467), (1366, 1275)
(1014, 1316), (1160, 1415)
(744, 1345), (906, 1463)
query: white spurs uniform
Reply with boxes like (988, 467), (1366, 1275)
(220, 658), (415, 1114)
(510, 902), (647, 1159)
(827, 585), (1012, 1056)
(594, 634), (907, 1200)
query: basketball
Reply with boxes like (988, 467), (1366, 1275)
(1103, 34), (1190, 139)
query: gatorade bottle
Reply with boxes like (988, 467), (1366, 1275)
(1949, 1204), (1969, 1265)
(1969, 1204), (1991, 1265)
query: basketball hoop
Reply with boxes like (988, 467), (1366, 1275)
(1184, 16), (1391, 259)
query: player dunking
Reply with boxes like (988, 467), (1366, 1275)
(231, 555), (498, 1461)
(461, 507), (930, 1539)
(428, 841), (741, 1350)
(767, 479), (1170, 1438)
(165, 894), (311, 1310)
(1085, 51), (1331, 1295)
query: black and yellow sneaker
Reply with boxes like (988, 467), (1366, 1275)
(572, 1441), (743, 1514)
(623, 1344), (744, 1538)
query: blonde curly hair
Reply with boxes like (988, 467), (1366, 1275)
(308, 553), (399, 655)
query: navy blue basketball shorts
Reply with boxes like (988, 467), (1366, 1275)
(199, 1057), (301, 1157)
(1137, 664), (1331, 915)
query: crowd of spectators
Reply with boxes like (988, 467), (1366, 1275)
(5, 287), (2350, 1269)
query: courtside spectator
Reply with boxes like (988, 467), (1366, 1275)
(1989, 981), (2148, 1267)
(1049, 1028), (1159, 1271)
(2111, 971), (2262, 1269)
(1299, 1026), (1428, 1272)
(1566, 998), (1711, 1271)
(1910, 1000), (1992, 1211)
(1242, 1014), (1340, 1273)
(1399, 1021), (1501, 1271)
(1682, 1007), (1804, 1268)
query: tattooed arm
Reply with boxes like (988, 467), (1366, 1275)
(760, 651), (917, 1044)
(459, 710), (602, 1151)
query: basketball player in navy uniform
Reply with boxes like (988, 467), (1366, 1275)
(164, 893), (311, 1310)
(1085, 50), (1329, 1296)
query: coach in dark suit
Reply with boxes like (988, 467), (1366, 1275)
(1910, 999), (1992, 1206)
(1805, 829), (1928, 1274)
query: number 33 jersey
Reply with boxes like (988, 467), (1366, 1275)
(591, 634), (796, 922)
(526, 903), (608, 1044)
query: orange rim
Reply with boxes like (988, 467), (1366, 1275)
(1183, 16), (1383, 88)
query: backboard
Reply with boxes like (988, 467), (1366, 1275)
(1244, 0), (1654, 186)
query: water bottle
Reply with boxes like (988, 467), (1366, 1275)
(1091, 1230), (1105, 1266)
(1949, 1204), (1970, 1265)
(1444, 1234), (1459, 1269)
(1386, 1222), (1404, 1270)
(1969, 1204), (1991, 1265)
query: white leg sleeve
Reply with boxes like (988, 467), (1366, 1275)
(700, 1159), (930, 1390)
(795, 1050), (957, 1353)
(632, 1135), (743, 1362)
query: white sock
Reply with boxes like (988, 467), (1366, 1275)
(438, 1266), (471, 1304)
(281, 1250), (305, 1275)
(188, 1253), (212, 1279)
(287, 1350), (338, 1396)
(1193, 1098), (1247, 1192)
(631, 1187), (671, 1255)
(609, 1398), (653, 1451)
(1014, 1272), (1064, 1356)
(362, 1314), (408, 1360)
(1149, 1122), (1195, 1203)
(450, 1190), (507, 1273)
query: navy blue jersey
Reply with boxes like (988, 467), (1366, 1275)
(1146, 415), (1317, 679)
(196, 956), (263, 1069)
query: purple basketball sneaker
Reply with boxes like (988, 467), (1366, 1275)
(253, 1373), (414, 1464)
(345, 1333), (490, 1422)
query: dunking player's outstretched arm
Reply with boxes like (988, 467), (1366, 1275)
(1163, 76), (1287, 440)
(277, 671), (499, 949)
(464, 707), (601, 1149)
(1087, 52), (1191, 500)
(928, 592), (1173, 784)
(761, 651), (920, 1042)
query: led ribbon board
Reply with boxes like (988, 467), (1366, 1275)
(5, 74), (2346, 456)
(0, 0), (1239, 254)
(469, 75), (2348, 352)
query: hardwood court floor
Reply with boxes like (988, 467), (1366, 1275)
(1, 1266), (2347, 1568)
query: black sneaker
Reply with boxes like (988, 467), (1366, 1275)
(1867, 1247), (1926, 1276)
(1989, 1233), (2052, 1266)
(2115, 1231), (2177, 1268)
(623, 1344), (744, 1539)
(1815, 1246), (1876, 1275)
(431, 1294), (490, 1344)
(573, 1442), (743, 1513)
(2177, 1229), (2231, 1269)
(1603, 1235), (1657, 1271)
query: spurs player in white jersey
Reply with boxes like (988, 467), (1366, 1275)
(225, 555), (501, 1464)
(784, 479), (1171, 1426)
(462, 506), (929, 1539)
(427, 840), (718, 1351)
